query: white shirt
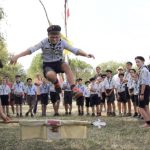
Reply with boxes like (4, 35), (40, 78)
(62, 81), (71, 91)
(0, 84), (11, 95)
(83, 86), (90, 97)
(103, 77), (116, 90)
(25, 84), (37, 95)
(49, 83), (56, 92)
(133, 80), (139, 95)
(89, 83), (99, 95)
(12, 82), (25, 95)
(116, 81), (126, 93)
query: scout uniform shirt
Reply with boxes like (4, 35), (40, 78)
(116, 81), (126, 93)
(25, 84), (37, 95)
(62, 81), (71, 91)
(12, 81), (25, 96)
(40, 83), (50, 94)
(138, 65), (150, 86)
(103, 77), (116, 90)
(28, 38), (79, 63)
(0, 84), (11, 95)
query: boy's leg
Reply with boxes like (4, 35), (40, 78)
(6, 106), (9, 116)
(20, 104), (22, 117)
(46, 71), (61, 93)
(2, 106), (5, 114)
(69, 104), (72, 114)
(0, 106), (11, 122)
(16, 104), (19, 116)
(61, 63), (74, 86)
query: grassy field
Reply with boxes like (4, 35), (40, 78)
(0, 103), (150, 150)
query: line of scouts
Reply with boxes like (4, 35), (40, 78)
(0, 56), (150, 128)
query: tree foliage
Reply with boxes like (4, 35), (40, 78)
(0, 8), (26, 81)
(97, 61), (126, 75)
(69, 58), (94, 81)
(27, 53), (43, 78)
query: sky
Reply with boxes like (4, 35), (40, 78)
(1, 0), (150, 70)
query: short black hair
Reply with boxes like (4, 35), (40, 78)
(47, 25), (61, 35)
(27, 78), (32, 82)
(101, 74), (107, 78)
(89, 77), (96, 81)
(15, 74), (21, 78)
(85, 81), (90, 85)
(129, 69), (136, 73)
(118, 73), (124, 77)
(126, 61), (133, 66)
(135, 56), (145, 62)
(106, 69), (112, 73)
(78, 78), (82, 81)
(96, 66), (101, 69)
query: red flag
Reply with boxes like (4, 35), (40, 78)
(65, 0), (70, 19)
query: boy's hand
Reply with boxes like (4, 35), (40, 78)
(10, 55), (18, 64)
(87, 54), (95, 59)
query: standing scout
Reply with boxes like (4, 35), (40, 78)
(0, 78), (11, 117)
(40, 78), (50, 117)
(75, 78), (85, 116)
(10, 25), (94, 95)
(12, 75), (25, 117)
(128, 69), (138, 117)
(104, 70), (116, 116)
(116, 73), (127, 116)
(123, 62), (132, 116)
(0, 60), (11, 122)
(84, 81), (91, 115)
(33, 73), (42, 114)
(135, 56), (150, 128)
(62, 80), (73, 115)
(89, 77), (100, 116)
(25, 78), (37, 117)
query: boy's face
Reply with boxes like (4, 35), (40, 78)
(16, 77), (21, 82)
(27, 80), (32, 85)
(48, 34), (61, 44)
(118, 69), (124, 74)
(2, 79), (6, 84)
(119, 75), (124, 80)
(129, 70), (135, 77)
(106, 72), (112, 78)
(126, 64), (132, 70)
(96, 67), (101, 74)
(135, 59), (143, 68)
(78, 80), (82, 84)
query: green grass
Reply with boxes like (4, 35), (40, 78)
(0, 104), (150, 150)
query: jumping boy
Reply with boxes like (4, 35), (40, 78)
(10, 25), (94, 94)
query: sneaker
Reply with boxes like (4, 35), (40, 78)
(118, 113), (122, 117)
(97, 112), (101, 116)
(126, 113), (132, 117)
(25, 112), (29, 117)
(92, 113), (95, 116)
(65, 112), (68, 115)
(16, 113), (19, 117)
(54, 82), (62, 93)
(133, 112), (138, 117)
(20, 113), (23, 117)
(69, 112), (71, 115)
(122, 113), (127, 117)
(86, 113), (90, 116)
(112, 112), (116, 117)
(31, 113), (34, 117)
